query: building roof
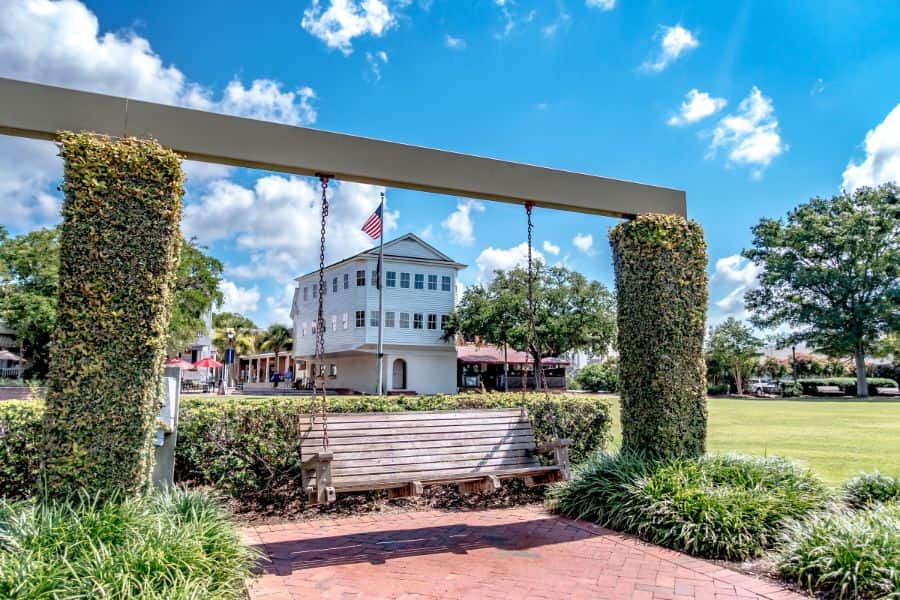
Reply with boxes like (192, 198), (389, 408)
(456, 343), (570, 366)
(296, 233), (466, 280)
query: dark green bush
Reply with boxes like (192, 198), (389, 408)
(610, 214), (708, 459)
(42, 133), (183, 500)
(575, 360), (618, 392)
(781, 382), (802, 397)
(177, 393), (612, 505)
(547, 452), (830, 560)
(798, 377), (898, 396)
(0, 488), (255, 599)
(0, 400), (43, 500)
(777, 502), (900, 599)
(706, 383), (729, 396)
(843, 472), (900, 508)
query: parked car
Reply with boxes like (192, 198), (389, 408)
(748, 378), (780, 396)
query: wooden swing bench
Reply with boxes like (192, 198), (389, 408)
(300, 408), (570, 504)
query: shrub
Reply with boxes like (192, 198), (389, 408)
(548, 452), (829, 560)
(781, 382), (802, 397)
(706, 383), (729, 396)
(776, 502), (900, 599)
(177, 393), (612, 506)
(0, 400), (43, 501)
(798, 377), (898, 396)
(576, 360), (618, 392)
(42, 134), (183, 500)
(843, 472), (900, 508)
(0, 488), (256, 599)
(610, 214), (708, 459)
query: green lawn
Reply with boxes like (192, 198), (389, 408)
(601, 395), (900, 486)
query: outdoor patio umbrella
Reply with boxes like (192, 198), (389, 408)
(0, 350), (22, 362)
(192, 357), (223, 369)
(164, 357), (193, 369)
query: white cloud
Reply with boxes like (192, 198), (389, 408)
(264, 283), (297, 327)
(0, 0), (317, 232)
(642, 24), (698, 73)
(365, 49), (388, 80)
(667, 89), (727, 126)
(712, 254), (762, 318)
(542, 8), (571, 38)
(572, 233), (594, 254)
(586, 0), (615, 10)
(810, 78), (825, 95)
(183, 175), (398, 280)
(493, 0), (535, 39)
(842, 103), (900, 192)
(301, 0), (396, 55)
(445, 34), (466, 50)
(441, 199), (485, 246)
(709, 87), (785, 177)
(475, 242), (544, 283)
(219, 279), (261, 315)
(542, 240), (560, 256)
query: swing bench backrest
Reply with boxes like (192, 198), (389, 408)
(300, 408), (570, 504)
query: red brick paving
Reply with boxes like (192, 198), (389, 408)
(242, 506), (805, 600)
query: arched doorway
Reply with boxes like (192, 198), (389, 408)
(392, 359), (407, 390)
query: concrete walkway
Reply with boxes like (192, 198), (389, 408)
(243, 506), (805, 600)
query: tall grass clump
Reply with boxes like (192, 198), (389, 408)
(0, 488), (256, 599)
(843, 471), (900, 508)
(547, 452), (829, 560)
(776, 502), (900, 599)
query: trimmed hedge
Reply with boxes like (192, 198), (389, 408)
(42, 134), (183, 499)
(610, 214), (708, 459)
(576, 360), (618, 392)
(1, 393), (611, 504)
(548, 452), (830, 560)
(798, 377), (898, 397)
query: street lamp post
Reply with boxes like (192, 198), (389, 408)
(225, 327), (235, 392)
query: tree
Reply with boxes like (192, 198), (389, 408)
(212, 312), (257, 384)
(743, 184), (899, 397)
(258, 323), (293, 377)
(0, 227), (224, 376)
(446, 263), (616, 388)
(167, 238), (224, 355)
(705, 318), (762, 394)
(0, 226), (59, 378)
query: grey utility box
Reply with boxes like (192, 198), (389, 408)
(152, 366), (181, 489)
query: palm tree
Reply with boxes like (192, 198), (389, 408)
(259, 324), (293, 384)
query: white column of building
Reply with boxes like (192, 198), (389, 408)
(384, 354), (393, 392)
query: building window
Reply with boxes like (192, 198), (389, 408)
(428, 314), (437, 330)
(301, 322), (307, 336)
(442, 276), (451, 292)
(385, 311), (395, 328)
(414, 274), (424, 289)
(329, 363), (337, 377)
(386, 271), (396, 287)
(331, 315), (337, 332)
(370, 311), (380, 327)
(400, 272), (410, 288)
(343, 273), (349, 289)
(355, 310), (365, 327)
(428, 274), (437, 290)
(370, 270), (378, 287)
(312, 285), (318, 298)
(356, 270), (366, 286)
(399, 312), (410, 328)
(413, 313), (423, 329)
(441, 314), (449, 330)
(342, 312), (349, 330)
(303, 286), (308, 301)
(332, 277), (338, 293)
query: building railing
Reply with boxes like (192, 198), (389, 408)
(0, 367), (22, 379)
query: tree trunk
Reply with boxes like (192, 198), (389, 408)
(854, 345), (868, 397)
(503, 344), (509, 392)
(733, 366), (743, 395)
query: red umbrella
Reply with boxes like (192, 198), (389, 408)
(193, 357), (223, 369)
(164, 357), (193, 369)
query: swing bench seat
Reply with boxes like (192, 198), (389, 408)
(300, 408), (570, 505)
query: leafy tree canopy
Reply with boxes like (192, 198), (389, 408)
(0, 227), (224, 377)
(743, 184), (899, 395)
(258, 323), (293, 358)
(211, 312), (258, 356)
(705, 317), (762, 394)
(446, 262), (616, 361)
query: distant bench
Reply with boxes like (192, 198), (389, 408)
(815, 385), (845, 396)
(876, 386), (900, 396)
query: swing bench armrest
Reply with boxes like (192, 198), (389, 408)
(535, 439), (571, 453)
(302, 451), (333, 468)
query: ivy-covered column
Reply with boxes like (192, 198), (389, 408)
(609, 214), (708, 459)
(41, 133), (183, 499)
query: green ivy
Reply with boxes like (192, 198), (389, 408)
(40, 133), (184, 500)
(609, 214), (708, 459)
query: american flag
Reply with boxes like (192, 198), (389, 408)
(361, 204), (383, 240)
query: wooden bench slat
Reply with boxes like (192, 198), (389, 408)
(333, 465), (561, 489)
(323, 441), (537, 460)
(301, 431), (536, 448)
(307, 409), (525, 422)
(300, 423), (533, 439)
(332, 457), (538, 479)
(300, 415), (529, 431)
(333, 449), (532, 469)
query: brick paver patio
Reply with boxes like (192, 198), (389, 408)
(243, 506), (805, 600)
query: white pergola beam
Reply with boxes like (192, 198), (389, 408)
(0, 77), (685, 218)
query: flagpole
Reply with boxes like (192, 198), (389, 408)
(376, 192), (386, 397)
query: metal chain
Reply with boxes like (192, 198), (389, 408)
(315, 175), (330, 448)
(525, 202), (541, 392)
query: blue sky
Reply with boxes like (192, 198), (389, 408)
(2, 0), (899, 328)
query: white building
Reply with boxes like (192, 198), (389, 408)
(291, 234), (464, 394)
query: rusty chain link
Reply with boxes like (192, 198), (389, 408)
(315, 175), (330, 448)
